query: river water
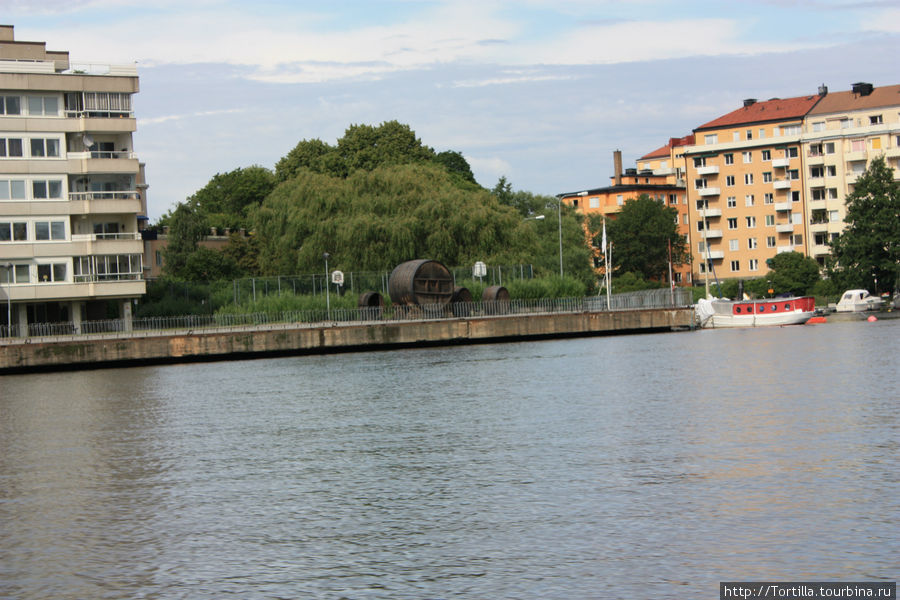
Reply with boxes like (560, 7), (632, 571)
(1, 319), (898, 599)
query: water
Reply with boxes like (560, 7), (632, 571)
(1, 320), (898, 599)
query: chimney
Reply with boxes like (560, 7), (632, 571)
(613, 150), (622, 186)
(852, 82), (874, 96)
(818, 84), (828, 96)
(743, 98), (757, 107)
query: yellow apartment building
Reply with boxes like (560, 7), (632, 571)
(801, 83), (900, 265)
(683, 93), (824, 283)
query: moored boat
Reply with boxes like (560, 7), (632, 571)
(696, 296), (816, 328)
(835, 289), (882, 313)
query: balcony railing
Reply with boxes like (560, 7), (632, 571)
(67, 151), (137, 160)
(696, 165), (719, 175)
(772, 158), (790, 168)
(71, 232), (142, 242)
(69, 191), (140, 201)
(698, 187), (720, 197)
(72, 273), (142, 283)
(773, 179), (792, 189)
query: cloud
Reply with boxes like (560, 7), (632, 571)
(139, 108), (246, 126)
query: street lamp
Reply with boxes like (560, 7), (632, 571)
(323, 252), (331, 320)
(557, 197), (564, 277)
(4, 263), (11, 337)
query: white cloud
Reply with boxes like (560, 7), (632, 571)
(139, 108), (245, 126)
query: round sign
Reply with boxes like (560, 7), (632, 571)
(473, 261), (487, 278)
(331, 270), (344, 285)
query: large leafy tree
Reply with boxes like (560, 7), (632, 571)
(162, 203), (207, 279)
(766, 251), (820, 296)
(829, 156), (900, 293)
(188, 166), (276, 230)
(597, 194), (687, 280)
(252, 163), (536, 275)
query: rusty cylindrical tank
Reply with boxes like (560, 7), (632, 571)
(388, 259), (454, 306)
(482, 285), (509, 302)
(358, 291), (384, 319)
(451, 286), (473, 317)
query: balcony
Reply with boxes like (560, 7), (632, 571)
(774, 202), (792, 212)
(696, 165), (719, 175)
(776, 223), (794, 233)
(698, 207), (722, 218)
(809, 222), (829, 233)
(808, 199), (828, 211)
(704, 250), (725, 260)
(807, 153), (825, 165)
(772, 158), (790, 168)
(70, 232), (143, 255)
(67, 191), (142, 215)
(777, 245), (795, 254)
(3, 279), (145, 302)
(846, 151), (867, 162)
(702, 229), (723, 238)
(811, 244), (831, 257)
(773, 179), (792, 190)
(698, 187), (720, 197)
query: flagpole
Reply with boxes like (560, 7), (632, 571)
(603, 218), (611, 310)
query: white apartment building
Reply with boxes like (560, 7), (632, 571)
(801, 83), (900, 264)
(1, 25), (146, 336)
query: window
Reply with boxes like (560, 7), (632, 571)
(730, 260), (740, 272)
(782, 125), (802, 135)
(810, 166), (824, 178)
(26, 96), (59, 116)
(759, 128), (765, 139)
(787, 147), (799, 158)
(829, 210), (840, 222)
(32, 180), (63, 200)
(870, 114), (883, 125)
(727, 218), (738, 230)
(724, 153), (734, 165)
(746, 129), (753, 140)
(0, 96), (22, 115)
(812, 189), (826, 201)
(827, 188), (838, 199)
(791, 234), (803, 246)
(763, 172), (773, 183)
(616, 194), (624, 206)
(745, 194), (755, 207)
(726, 175), (735, 187)
(698, 241), (707, 253)
(0, 179), (27, 200)
(810, 143), (823, 156)
(29, 138), (60, 158)
(749, 259), (759, 271)
(729, 239), (739, 251)
(0, 138), (24, 157)
(812, 121), (825, 132)
(787, 169), (799, 181)
(34, 220), (66, 241)
(704, 134), (718, 145)
(814, 232), (828, 246)
(727, 196), (737, 208)
(766, 215), (775, 226)
(764, 193), (774, 204)
(0, 264), (29, 284)
(695, 178), (707, 190)
(668, 194), (678, 205)
(743, 151), (752, 163)
(827, 165), (837, 177)
(767, 236), (776, 248)
(825, 142), (835, 154)
(851, 139), (865, 152)
(744, 173), (754, 185)
(746, 216), (756, 228)
(748, 237), (758, 249)
(65, 92), (133, 117)
(871, 138), (881, 150)
(36, 263), (67, 283)
(840, 118), (851, 129)
(791, 190), (801, 203)
(589, 197), (599, 209)
(761, 149), (771, 161)
(696, 220), (706, 232)
(733, 132), (740, 142)
(0, 221), (28, 241)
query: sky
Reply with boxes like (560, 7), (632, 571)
(5, 0), (900, 221)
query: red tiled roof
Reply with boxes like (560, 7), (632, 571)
(695, 95), (823, 131)
(808, 84), (900, 115)
(639, 135), (695, 159)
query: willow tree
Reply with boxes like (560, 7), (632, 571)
(251, 163), (537, 275)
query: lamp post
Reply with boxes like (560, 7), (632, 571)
(323, 252), (331, 320)
(557, 197), (563, 277)
(4, 263), (11, 337)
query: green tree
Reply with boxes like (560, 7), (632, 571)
(434, 150), (477, 185)
(829, 156), (900, 293)
(187, 166), (276, 230)
(766, 251), (820, 296)
(162, 203), (207, 279)
(181, 246), (240, 282)
(598, 194), (687, 281)
(274, 138), (334, 182)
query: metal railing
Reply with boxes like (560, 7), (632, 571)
(0, 289), (693, 343)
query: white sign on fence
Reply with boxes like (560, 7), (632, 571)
(473, 261), (487, 278)
(331, 270), (344, 285)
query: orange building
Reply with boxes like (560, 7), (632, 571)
(559, 145), (693, 285)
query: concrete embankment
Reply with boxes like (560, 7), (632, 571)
(0, 307), (694, 374)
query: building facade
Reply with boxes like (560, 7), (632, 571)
(560, 148), (693, 285)
(0, 25), (146, 335)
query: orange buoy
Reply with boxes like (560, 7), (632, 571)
(867, 315), (878, 322)
(806, 316), (827, 324)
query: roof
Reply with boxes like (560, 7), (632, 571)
(640, 135), (694, 160)
(808, 83), (900, 115)
(695, 94), (823, 131)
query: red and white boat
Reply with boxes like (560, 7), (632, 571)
(696, 296), (816, 328)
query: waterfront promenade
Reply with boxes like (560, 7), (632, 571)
(0, 290), (694, 373)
